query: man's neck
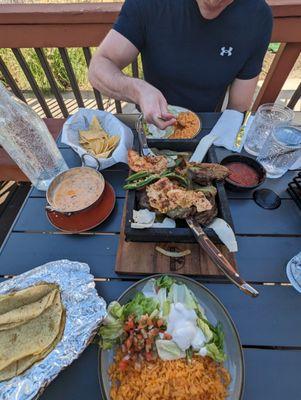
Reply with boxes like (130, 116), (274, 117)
(196, 0), (234, 19)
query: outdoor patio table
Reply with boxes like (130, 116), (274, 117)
(0, 113), (300, 400)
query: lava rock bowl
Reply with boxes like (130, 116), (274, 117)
(221, 155), (266, 192)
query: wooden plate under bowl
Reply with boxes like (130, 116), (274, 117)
(46, 182), (115, 233)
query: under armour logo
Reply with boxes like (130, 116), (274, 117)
(220, 46), (233, 57)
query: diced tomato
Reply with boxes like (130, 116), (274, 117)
(125, 337), (133, 350)
(124, 317), (135, 331)
(141, 328), (148, 339)
(156, 319), (164, 328)
(163, 333), (172, 340)
(149, 328), (159, 337)
(145, 352), (153, 362)
(119, 360), (129, 371)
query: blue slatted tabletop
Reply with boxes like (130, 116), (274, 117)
(0, 113), (301, 400)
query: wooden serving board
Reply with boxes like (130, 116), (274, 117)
(115, 206), (237, 277)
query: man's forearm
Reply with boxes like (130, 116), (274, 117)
(88, 55), (142, 104)
(227, 77), (258, 112)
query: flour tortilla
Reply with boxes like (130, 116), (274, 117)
(0, 287), (64, 371)
(0, 306), (66, 382)
(0, 283), (58, 315)
(0, 286), (58, 331)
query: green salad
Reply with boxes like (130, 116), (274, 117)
(98, 276), (226, 370)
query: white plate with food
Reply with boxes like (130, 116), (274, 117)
(144, 105), (201, 139)
(98, 274), (244, 400)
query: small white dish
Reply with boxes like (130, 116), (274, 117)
(286, 251), (301, 293)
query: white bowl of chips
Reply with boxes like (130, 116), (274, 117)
(61, 108), (134, 170)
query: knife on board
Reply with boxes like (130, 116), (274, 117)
(186, 217), (259, 297)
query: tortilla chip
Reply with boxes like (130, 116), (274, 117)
(89, 116), (102, 132)
(78, 115), (120, 159)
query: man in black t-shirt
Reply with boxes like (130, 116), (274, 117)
(89, 0), (272, 129)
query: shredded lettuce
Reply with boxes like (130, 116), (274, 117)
(206, 343), (226, 363)
(162, 300), (171, 317)
(197, 318), (214, 342)
(156, 340), (185, 360)
(107, 301), (124, 320)
(123, 292), (158, 320)
(167, 283), (198, 310)
(141, 278), (157, 299)
(98, 302), (125, 350)
(156, 276), (175, 291)
(204, 322), (226, 362)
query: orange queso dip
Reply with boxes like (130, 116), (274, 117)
(53, 169), (104, 212)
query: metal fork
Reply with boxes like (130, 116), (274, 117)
(135, 114), (155, 157)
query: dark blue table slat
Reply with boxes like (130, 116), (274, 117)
(0, 234), (119, 277)
(230, 199), (301, 235)
(236, 236), (300, 283)
(96, 281), (301, 347)
(13, 197), (301, 237)
(13, 198), (124, 233)
(31, 164), (128, 198)
(1, 234), (299, 283)
(243, 348), (301, 400)
(39, 345), (99, 400)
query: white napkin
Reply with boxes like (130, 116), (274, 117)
(212, 110), (254, 153)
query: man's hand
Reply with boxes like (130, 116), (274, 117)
(136, 80), (176, 129)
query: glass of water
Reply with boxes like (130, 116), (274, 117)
(256, 124), (301, 178)
(244, 103), (294, 156)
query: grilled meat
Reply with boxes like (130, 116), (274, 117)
(137, 189), (152, 210)
(146, 177), (212, 216)
(138, 180), (217, 224)
(128, 150), (168, 173)
(185, 163), (229, 186)
(194, 191), (218, 225)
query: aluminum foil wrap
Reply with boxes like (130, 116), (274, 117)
(0, 259), (107, 400)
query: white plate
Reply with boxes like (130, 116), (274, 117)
(98, 274), (244, 400)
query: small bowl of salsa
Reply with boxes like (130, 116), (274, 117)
(221, 155), (266, 191)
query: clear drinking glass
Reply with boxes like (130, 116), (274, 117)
(256, 124), (301, 178)
(0, 83), (68, 190)
(244, 103), (294, 156)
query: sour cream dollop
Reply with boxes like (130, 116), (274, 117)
(167, 303), (198, 351)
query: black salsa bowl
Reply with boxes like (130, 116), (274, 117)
(220, 155), (266, 192)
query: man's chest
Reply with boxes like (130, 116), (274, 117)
(143, 18), (254, 87)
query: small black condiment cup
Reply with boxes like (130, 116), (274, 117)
(220, 155), (266, 192)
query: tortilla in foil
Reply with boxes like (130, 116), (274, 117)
(0, 283), (65, 381)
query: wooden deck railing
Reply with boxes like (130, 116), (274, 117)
(0, 1), (300, 113)
(0, 1), (300, 181)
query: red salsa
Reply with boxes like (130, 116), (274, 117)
(225, 162), (259, 186)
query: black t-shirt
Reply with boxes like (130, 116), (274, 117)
(113, 0), (273, 112)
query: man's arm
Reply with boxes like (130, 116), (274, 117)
(227, 76), (258, 112)
(88, 30), (175, 129)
